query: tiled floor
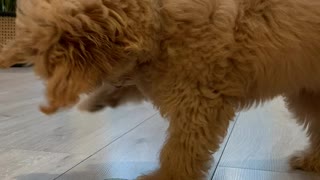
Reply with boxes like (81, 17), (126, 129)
(0, 68), (319, 180)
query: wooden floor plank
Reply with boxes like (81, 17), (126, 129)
(56, 114), (166, 180)
(0, 102), (156, 154)
(0, 148), (86, 180)
(218, 97), (312, 172)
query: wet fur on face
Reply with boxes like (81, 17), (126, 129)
(1, 0), (320, 179)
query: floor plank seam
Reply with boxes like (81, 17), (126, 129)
(52, 112), (158, 180)
(0, 147), (72, 155)
(210, 113), (241, 180)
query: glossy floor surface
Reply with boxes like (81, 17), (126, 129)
(0, 68), (319, 180)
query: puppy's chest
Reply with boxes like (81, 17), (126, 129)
(132, 62), (168, 96)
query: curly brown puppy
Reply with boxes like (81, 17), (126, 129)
(1, 0), (320, 179)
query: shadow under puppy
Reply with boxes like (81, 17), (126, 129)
(1, 0), (320, 179)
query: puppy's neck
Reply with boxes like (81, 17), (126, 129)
(106, 0), (162, 64)
(100, 0), (162, 82)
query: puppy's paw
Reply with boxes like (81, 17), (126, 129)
(78, 88), (119, 113)
(290, 152), (320, 172)
(78, 100), (109, 112)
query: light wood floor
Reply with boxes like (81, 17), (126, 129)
(1, 68), (320, 180)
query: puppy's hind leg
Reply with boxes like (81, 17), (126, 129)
(285, 90), (320, 172)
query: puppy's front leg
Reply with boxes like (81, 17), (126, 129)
(139, 87), (235, 180)
(79, 83), (145, 112)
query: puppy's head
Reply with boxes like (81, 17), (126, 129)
(0, 0), (144, 114)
